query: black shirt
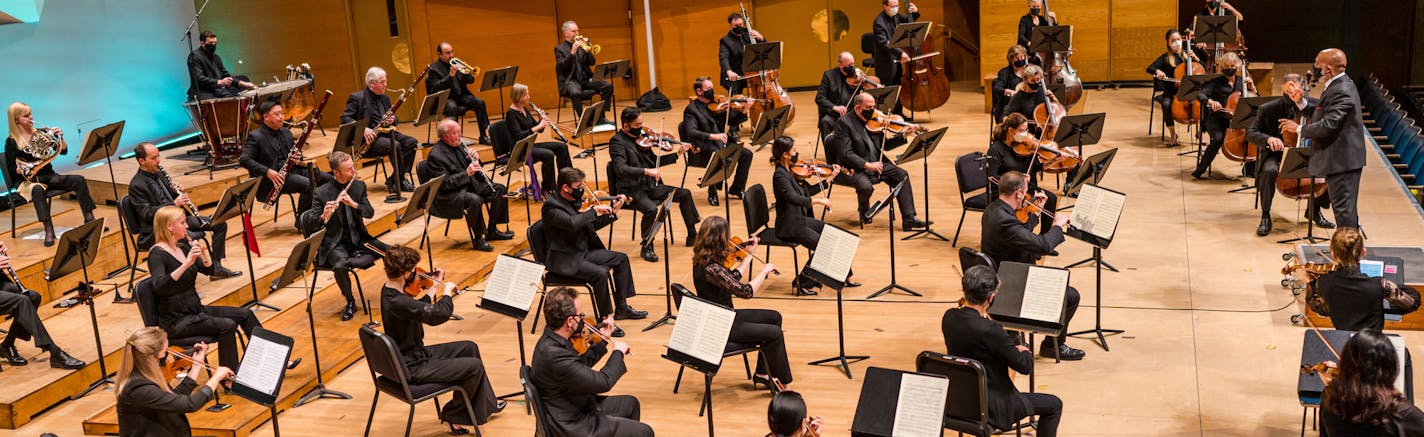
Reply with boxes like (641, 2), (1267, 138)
(1198, 74), (1243, 122)
(1003, 87), (1048, 132)
(186, 47), (234, 100)
(1321, 403), (1424, 437)
(380, 285), (455, 364)
(149, 242), (217, 330)
(1146, 52), (1187, 94)
(4, 136), (61, 183)
(116, 375), (212, 437)
(941, 306), (1034, 430)
(692, 261), (753, 308)
(424, 59), (474, 99)
(127, 169), (180, 248)
(980, 198), (1064, 265)
(240, 124), (295, 179)
(987, 140), (1039, 187)
(1315, 266), (1421, 332)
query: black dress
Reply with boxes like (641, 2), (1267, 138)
(149, 243), (259, 369)
(504, 106), (572, 192)
(691, 261), (792, 383)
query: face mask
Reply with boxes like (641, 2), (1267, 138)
(1013, 131), (1030, 142)
(1169, 42), (1182, 52)
(1030, 7), (1041, 15)
(1221, 68), (1237, 77)
(860, 108), (876, 120)
(1311, 65), (1324, 79)
(569, 186), (585, 200)
(841, 66), (854, 76)
(1025, 82), (1040, 91)
(203, 43), (216, 53)
(700, 88), (715, 100)
(1013, 59), (1027, 68)
(888, 7), (900, 15)
(732, 26), (745, 35)
(791, 153), (801, 163)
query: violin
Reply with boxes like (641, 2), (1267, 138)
(1014, 198), (1056, 224)
(723, 236), (778, 274)
(788, 159), (850, 180)
(580, 190), (628, 212)
(1301, 361), (1339, 386)
(571, 316), (622, 354)
(844, 67), (882, 88)
(707, 94), (759, 113)
(161, 346), (231, 386)
(634, 127), (693, 153)
(864, 110), (924, 136)
(405, 267), (451, 298)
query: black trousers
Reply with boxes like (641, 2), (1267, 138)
(1195, 114), (1229, 174)
(564, 79), (614, 118)
(835, 162), (917, 218)
(731, 308), (792, 384)
(1154, 94), (1176, 127)
(818, 114), (838, 139)
(0, 284), (53, 349)
(1044, 286), (1080, 344)
(444, 187), (509, 239)
(698, 145), (753, 194)
(567, 249), (635, 316)
(168, 305), (260, 369)
(407, 341), (500, 426)
(1256, 154), (1329, 219)
(444, 94), (490, 136)
(592, 395), (652, 437)
(322, 245), (378, 303)
(530, 141), (573, 192)
(187, 215), (229, 264)
(261, 168), (334, 217)
(1326, 169), (1362, 229)
(365, 132), (419, 186)
(30, 173), (96, 222)
(630, 185), (699, 240)
(1020, 392), (1063, 437)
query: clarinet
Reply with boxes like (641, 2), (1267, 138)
(0, 244), (27, 292)
(157, 165), (210, 227)
(464, 144), (498, 198)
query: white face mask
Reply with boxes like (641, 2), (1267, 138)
(1013, 131), (1031, 142)
(888, 6), (900, 15)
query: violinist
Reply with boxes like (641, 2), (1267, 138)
(1016, 0), (1057, 48)
(767, 391), (823, 437)
(1002, 64), (1054, 135)
(428, 118), (513, 252)
(608, 107), (701, 262)
(1319, 330), (1424, 436)
(1145, 29), (1193, 147)
(1245, 74), (1333, 236)
(832, 93), (931, 229)
(505, 83), (574, 194)
(718, 11), (763, 139)
(989, 113), (1059, 234)
(115, 327), (234, 437)
(770, 136), (859, 296)
(981, 172), (1084, 360)
(1191, 51), (1251, 180)
(299, 151), (389, 321)
(691, 216), (792, 389)
(531, 286), (652, 437)
(872, 0), (919, 114)
(815, 52), (877, 138)
(543, 168), (644, 327)
(991, 45), (1032, 122)
(0, 240), (85, 369)
(1312, 228), (1420, 332)
(686, 76), (754, 206)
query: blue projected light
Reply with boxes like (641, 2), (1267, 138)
(0, 1), (46, 24)
(0, 0), (196, 184)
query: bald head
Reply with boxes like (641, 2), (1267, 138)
(1313, 48), (1347, 82)
(838, 51), (854, 67)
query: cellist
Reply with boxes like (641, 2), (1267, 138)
(988, 113), (1058, 234)
(1244, 74), (1333, 236)
(1191, 52), (1253, 179)
(1003, 64), (1055, 136)
(1145, 29), (1194, 147)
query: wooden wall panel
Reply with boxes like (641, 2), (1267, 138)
(418, 1), (563, 112)
(980, 0), (1173, 83)
(631, 0), (740, 102)
(1109, 0), (1175, 82)
(556, 0), (640, 102)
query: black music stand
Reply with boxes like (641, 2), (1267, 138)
(331, 117), (368, 158)
(48, 218), (110, 398)
(740, 41), (782, 104)
(280, 230), (352, 407)
(571, 101), (607, 183)
(1276, 148), (1326, 244)
(477, 254), (544, 413)
(895, 127), (948, 241)
(697, 142), (745, 222)
(865, 182), (919, 299)
(1063, 184), (1127, 351)
(505, 133), (539, 232)
(417, 90), (450, 144)
(889, 21), (932, 118)
(1175, 73), (1222, 158)
(593, 60), (631, 126)
(991, 261), (1070, 373)
(748, 104), (792, 152)
(1062, 148), (1117, 198)
(1194, 15), (1238, 70)
(404, 175), (445, 270)
(805, 224), (867, 378)
(480, 65), (520, 113)
(661, 294), (736, 436)
(865, 86), (901, 115)
(641, 195), (678, 332)
(76, 121), (137, 287)
(213, 178), (273, 311)
(1029, 25), (1072, 55)
(1226, 96), (1275, 195)
(850, 367), (950, 437)
(231, 327), (296, 437)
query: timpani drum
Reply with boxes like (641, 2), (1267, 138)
(241, 79), (313, 122)
(183, 95), (251, 165)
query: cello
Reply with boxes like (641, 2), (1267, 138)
(1035, 0), (1083, 108)
(1170, 35), (1204, 125)
(1277, 72), (1327, 200)
(1220, 66), (1258, 162)
(1030, 92), (1080, 173)
(902, 23), (951, 112)
(738, 2), (795, 127)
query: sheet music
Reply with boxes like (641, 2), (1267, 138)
(667, 297), (735, 365)
(234, 335), (289, 396)
(809, 226), (859, 283)
(1390, 335), (1407, 393)
(892, 373), (950, 437)
(1070, 184), (1125, 240)
(483, 255), (545, 312)
(1020, 266), (1068, 323)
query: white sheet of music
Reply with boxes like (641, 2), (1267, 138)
(667, 297), (735, 365)
(1020, 266), (1068, 323)
(234, 335), (288, 396)
(892, 373), (950, 437)
(483, 255), (545, 312)
(1070, 184), (1125, 240)
(809, 225), (859, 283)
(1390, 335), (1407, 393)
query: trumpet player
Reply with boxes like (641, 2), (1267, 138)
(130, 142), (241, 279)
(504, 83), (573, 194)
(299, 151), (388, 321)
(5, 102), (97, 247)
(428, 118), (512, 252)
(426, 42), (492, 145)
(555, 21), (614, 126)
(341, 67), (419, 193)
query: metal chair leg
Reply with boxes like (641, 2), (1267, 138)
(363, 393), (378, 436)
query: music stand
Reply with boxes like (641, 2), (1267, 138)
(661, 294), (736, 435)
(990, 261), (1071, 371)
(1276, 148), (1326, 244)
(805, 223), (868, 378)
(269, 230), (349, 406)
(1194, 15), (1238, 70)
(212, 178), (274, 311)
(231, 327), (296, 436)
(895, 127), (948, 241)
(571, 101), (608, 187)
(1226, 96), (1276, 195)
(865, 181), (918, 299)
(331, 117), (368, 158)
(850, 366), (949, 437)
(1029, 25), (1072, 54)
(641, 195), (679, 332)
(740, 41), (782, 88)
(479, 65), (520, 118)
(748, 104), (792, 151)
(1053, 113), (1116, 269)
(1063, 184), (1128, 351)
(1062, 148), (1117, 198)
(404, 175), (445, 270)
(417, 90), (450, 143)
(75, 120), (138, 286)
(477, 254), (544, 412)
(1175, 73), (1221, 158)
(47, 218), (110, 398)
(698, 142), (746, 221)
(593, 60), (631, 126)
(865, 86), (901, 114)
(889, 21), (932, 118)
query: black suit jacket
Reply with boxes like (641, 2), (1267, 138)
(240, 124), (297, 199)
(1302, 75), (1367, 176)
(991, 65), (1024, 120)
(299, 178), (386, 266)
(718, 31), (763, 88)
(424, 59), (475, 99)
(426, 140), (498, 199)
(554, 40), (597, 94)
(814, 68), (856, 121)
(608, 130), (677, 199)
(116, 375), (212, 437)
(531, 328), (628, 437)
(683, 100), (725, 166)
(127, 169), (180, 248)
(1246, 96), (1317, 157)
(341, 88), (394, 130)
(872, 10), (919, 77)
(1016, 13), (1050, 48)
(186, 48), (232, 100)
(832, 111), (882, 171)
(540, 193), (617, 277)
(772, 165), (824, 232)
(981, 198), (1063, 265)
(941, 307), (1034, 431)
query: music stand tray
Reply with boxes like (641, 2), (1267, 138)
(479, 66), (520, 93)
(593, 60), (631, 82)
(887, 22), (931, 51)
(400, 176), (444, 226)
(1231, 96), (1277, 129)
(749, 104), (792, 147)
(1052, 113), (1106, 147)
(212, 178), (261, 224)
(502, 134), (537, 177)
(416, 90), (450, 128)
(895, 127), (946, 166)
(572, 101), (606, 140)
(272, 230), (324, 292)
(77, 121), (125, 167)
(1029, 25), (1072, 53)
(1194, 15), (1238, 46)
(740, 42), (783, 74)
(697, 143), (745, 190)
(865, 86), (901, 114)
(332, 117), (369, 157)
(1063, 148), (1117, 197)
(1176, 74), (1222, 101)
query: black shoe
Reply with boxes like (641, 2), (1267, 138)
(597, 117), (614, 126)
(859, 211), (874, 225)
(494, 399), (508, 414)
(726, 189), (743, 200)
(287, 358), (302, 370)
(209, 267), (242, 280)
(794, 285), (818, 296)
(1047, 250), (1060, 257)
(611, 327), (626, 337)
(729, 134), (741, 145)
(708, 190), (720, 206)
(1190, 168), (1206, 180)
(341, 301), (357, 321)
(901, 217), (931, 231)
(49, 349), (85, 370)
(1, 344), (28, 366)
(844, 278), (862, 288)
(472, 239), (493, 252)
(487, 229), (515, 241)
(640, 247), (659, 262)
(685, 235), (696, 247)
(401, 180), (416, 191)
(1312, 215), (1336, 229)
(1256, 217), (1273, 237)
(614, 306), (648, 320)
(1039, 340), (1086, 361)
(479, 135), (492, 146)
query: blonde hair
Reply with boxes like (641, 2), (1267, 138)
(7, 102), (33, 149)
(153, 206), (187, 246)
(511, 83), (529, 104)
(117, 327), (171, 395)
(1217, 52), (1241, 69)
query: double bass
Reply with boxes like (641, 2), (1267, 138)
(1278, 72), (1327, 200)
(1034, 0), (1083, 108)
(902, 23), (951, 112)
(1170, 35), (1204, 125)
(738, 2), (795, 127)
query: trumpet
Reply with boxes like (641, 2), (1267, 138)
(574, 35), (601, 55)
(450, 57), (479, 77)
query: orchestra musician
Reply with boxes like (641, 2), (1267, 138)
(690, 216), (792, 389)
(1193, 0), (1244, 49)
(608, 107), (701, 263)
(1191, 51), (1252, 180)
(115, 328), (233, 437)
(531, 286), (653, 437)
(1319, 330), (1424, 436)
(5, 102), (98, 246)
(686, 76), (755, 206)
(543, 167), (645, 328)
(830, 93), (931, 229)
(1312, 228), (1421, 332)
(1016, 0), (1058, 48)
(992, 45), (1032, 123)
(341, 66), (419, 193)
(942, 265), (1064, 437)
(814, 52), (878, 139)
(130, 142), (241, 279)
(717, 11), (763, 142)
(555, 21), (615, 126)
(379, 245), (505, 433)
(504, 83), (574, 194)
(1146, 30), (1191, 147)
(766, 391), (823, 437)
(299, 151), (389, 321)
(1281, 48), (1366, 229)
(769, 136), (859, 296)
(428, 118), (513, 252)
(980, 171), (1084, 360)
(427, 42), (492, 145)
(1245, 74), (1333, 236)
(989, 114), (1059, 234)
(0, 240), (85, 369)
(1002, 65), (1054, 136)
(185, 30), (255, 100)
(241, 101), (334, 224)
(871, 0), (919, 115)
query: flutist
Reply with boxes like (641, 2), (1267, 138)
(299, 151), (389, 321)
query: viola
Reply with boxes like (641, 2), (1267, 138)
(580, 190), (628, 212)
(707, 94), (758, 113)
(865, 110), (923, 136)
(843, 67), (882, 89)
(788, 159), (849, 180)
(571, 317), (620, 354)
(634, 127), (692, 152)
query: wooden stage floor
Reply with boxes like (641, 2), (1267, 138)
(15, 81), (1424, 436)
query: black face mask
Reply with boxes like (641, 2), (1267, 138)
(1013, 59), (1027, 68)
(203, 43), (216, 53)
(1026, 82), (1041, 92)
(1030, 7), (1041, 15)
(840, 66), (854, 76)
(859, 108), (876, 120)
(1221, 68), (1237, 77)
(732, 26), (745, 35)
(790, 153), (800, 163)
(700, 88), (715, 101)
(569, 186), (585, 200)
(1311, 66), (1324, 80)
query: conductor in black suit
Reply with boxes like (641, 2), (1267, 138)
(608, 107), (701, 262)
(426, 42), (491, 145)
(1281, 48), (1367, 229)
(980, 171), (1083, 360)
(555, 21), (614, 125)
(241, 101), (333, 223)
(542, 168), (645, 329)
(941, 265), (1063, 437)
(831, 93), (930, 229)
(341, 66), (419, 192)
(1244, 74), (1333, 237)
(872, 0), (918, 114)
(427, 119), (513, 252)
(531, 286), (652, 437)
(718, 12), (761, 139)
(300, 151), (389, 321)
(685, 76), (754, 206)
